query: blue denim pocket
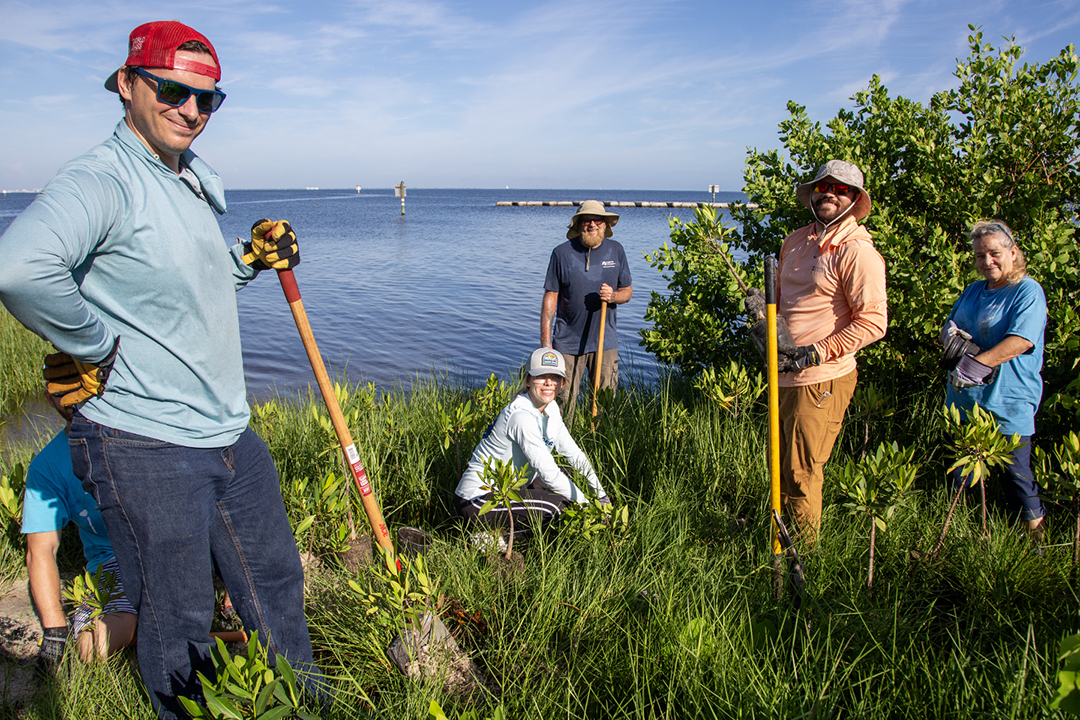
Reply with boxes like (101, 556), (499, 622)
(99, 425), (171, 447)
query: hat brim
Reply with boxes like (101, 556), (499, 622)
(796, 177), (872, 221)
(104, 68), (122, 93)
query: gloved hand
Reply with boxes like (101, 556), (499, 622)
(37, 625), (68, 671)
(940, 321), (981, 370)
(749, 316), (797, 363)
(598, 495), (612, 506)
(43, 338), (120, 408)
(778, 345), (821, 373)
(949, 353), (998, 390)
(743, 288), (766, 320)
(242, 219), (300, 271)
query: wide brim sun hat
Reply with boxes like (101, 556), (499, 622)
(528, 348), (567, 379)
(795, 159), (872, 222)
(566, 199), (620, 240)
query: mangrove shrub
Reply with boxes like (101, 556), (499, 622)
(642, 28), (1080, 436)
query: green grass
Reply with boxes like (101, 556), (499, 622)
(2, 370), (1078, 719)
(0, 305), (51, 414)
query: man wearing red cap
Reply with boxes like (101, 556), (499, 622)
(0, 21), (317, 718)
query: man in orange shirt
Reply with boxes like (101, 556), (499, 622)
(775, 160), (887, 542)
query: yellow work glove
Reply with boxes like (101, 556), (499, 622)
(242, 219), (300, 271)
(43, 338), (120, 408)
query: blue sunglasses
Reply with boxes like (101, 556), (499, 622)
(134, 68), (226, 114)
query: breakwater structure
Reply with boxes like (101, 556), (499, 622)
(495, 200), (758, 209)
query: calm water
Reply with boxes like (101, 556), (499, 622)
(1, 187), (744, 402)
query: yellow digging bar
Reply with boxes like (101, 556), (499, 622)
(766, 256), (781, 555)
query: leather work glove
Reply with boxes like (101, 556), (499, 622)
(743, 287), (766, 321)
(940, 321), (981, 370)
(749, 316), (798, 366)
(949, 353), (998, 391)
(43, 338), (120, 408)
(778, 345), (821, 374)
(242, 219), (300, 271)
(36, 625), (68, 674)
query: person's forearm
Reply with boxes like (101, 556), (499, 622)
(975, 334), (1034, 368)
(611, 286), (633, 305)
(27, 547), (66, 628)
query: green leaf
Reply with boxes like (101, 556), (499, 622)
(260, 706), (295, 720)
(254, 680), (277, 715)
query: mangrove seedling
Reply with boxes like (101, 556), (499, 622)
(477, 457), (530, 562)
(349, 548), (440, 660)
(62, 564), (125, 658)
(178, 632), (319, 720)
(837, 441), (918, 593)
(1036, 431), (1080, 564)
(932, 403), (1023, 558)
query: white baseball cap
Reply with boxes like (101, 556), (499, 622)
(528, 348), (567, 379)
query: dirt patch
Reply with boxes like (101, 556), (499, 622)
(0, 576), (41, 710)
(487, 551), (524, 578)
(336, 536), (372, 573)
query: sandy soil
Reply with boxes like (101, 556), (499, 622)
(0, 575), (42, 711)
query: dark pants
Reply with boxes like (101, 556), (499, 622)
(455, 486), (570, 535)
(949, 433), (1045, 522)
(68, 418), (321, 719)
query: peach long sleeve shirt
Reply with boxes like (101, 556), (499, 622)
(777, 215), (887, 388)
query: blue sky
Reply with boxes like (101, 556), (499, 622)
(1, 0), (1078, 191)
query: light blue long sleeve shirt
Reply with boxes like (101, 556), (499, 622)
(0, 120), (259, 447)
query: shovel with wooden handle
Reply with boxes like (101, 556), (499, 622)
(275, 268), (395, 559)
(590, 300), (608, 430)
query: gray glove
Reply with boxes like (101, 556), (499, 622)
(940, 321), (981, 370)
(744, 288), (766, 321)
(948, 353), (998, 390)
(36, 626), (68, 674)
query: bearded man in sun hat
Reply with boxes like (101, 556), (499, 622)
(773, 160), (888, 544)
(541, 200), (634, 418)
(0, 20), (320, 718)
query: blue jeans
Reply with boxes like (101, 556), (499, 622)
(949, 434), (1045, 522)
(68, 417), (320, 718)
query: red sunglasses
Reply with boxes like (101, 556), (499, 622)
(814, 181), (853, 196)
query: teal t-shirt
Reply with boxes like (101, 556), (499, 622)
(21, 431), (114, 572)
(944, 275), (1046, 436)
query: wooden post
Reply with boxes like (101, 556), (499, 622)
(394, 181), (406, 216)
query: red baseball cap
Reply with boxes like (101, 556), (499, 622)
(105, 21), (221, 93)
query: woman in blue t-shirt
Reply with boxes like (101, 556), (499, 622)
(940, 219), (1047, 533)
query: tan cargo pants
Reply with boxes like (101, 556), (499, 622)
(778, 370), (858, 543)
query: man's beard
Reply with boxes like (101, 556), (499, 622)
(579, 228), (604, 248)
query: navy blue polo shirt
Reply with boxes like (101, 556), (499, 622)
(544, 238), (632, 355)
